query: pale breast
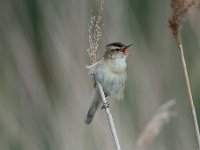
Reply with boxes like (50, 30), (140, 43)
(87, 58), (126, 100)
(105, 57), (127, 74)
(102, 67), (126, 100)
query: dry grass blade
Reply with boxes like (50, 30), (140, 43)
(136, 100), (176, 150)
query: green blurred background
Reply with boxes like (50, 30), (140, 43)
(0, 0), (200, 149)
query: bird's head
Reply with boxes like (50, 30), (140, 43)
(104, 42), (133, 60)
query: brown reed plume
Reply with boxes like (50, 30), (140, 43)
(169, 0), (200, 148)
(169, 0), (199, 44)
(87, 0), (105, 64)
(136, 100), (176, 150)
(86, 0), (122, 150)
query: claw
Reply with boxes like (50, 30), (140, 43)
(101, 101), (109, 109)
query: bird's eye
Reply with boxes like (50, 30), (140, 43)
(116, 49), (121, 51)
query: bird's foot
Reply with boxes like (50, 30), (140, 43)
(101, 101), (109, 109)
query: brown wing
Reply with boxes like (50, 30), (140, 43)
(86, 58), (104, 87)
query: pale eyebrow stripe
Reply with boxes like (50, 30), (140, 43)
(109, 46), (121, 50)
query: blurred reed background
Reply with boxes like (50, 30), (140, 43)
(0, 0), (200, 150)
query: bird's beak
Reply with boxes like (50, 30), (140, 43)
(122, 44), (133, 55)
(125, 44), (133, 49)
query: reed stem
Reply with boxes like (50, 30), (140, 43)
(178, 44), (200, 147)
(96, 82), (121, 150)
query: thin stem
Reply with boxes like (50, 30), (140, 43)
(97, 82), (121, 150)
(178, 44), (200, 147)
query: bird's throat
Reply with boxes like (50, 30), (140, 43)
(105, 57), (127, 74)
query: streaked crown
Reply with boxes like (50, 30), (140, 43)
(104, 42), (125, 59)
(106, 42), (125, 51)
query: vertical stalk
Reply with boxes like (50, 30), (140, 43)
(97, 82), (121, 150)
(178, 44), (200, 147)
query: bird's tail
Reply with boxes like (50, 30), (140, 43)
(85, 88), (101, 124)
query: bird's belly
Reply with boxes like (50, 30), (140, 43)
(93, 64), (126, 100)
(102, 72), (125, 100)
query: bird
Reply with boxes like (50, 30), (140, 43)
(85, 42), (132, 124)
